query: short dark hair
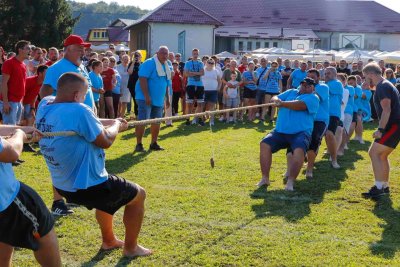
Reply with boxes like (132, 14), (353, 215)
(348, 75), (357, 82)
(37, 65), (48, 74)
(15, 40), (30, 54)
(57, 72), (87, 92)
(337, 73), (348, 81)
(307, 68), (320, 77)
(91, 60), (102, 69)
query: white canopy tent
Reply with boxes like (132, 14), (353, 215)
(91, 43), (110, 51)
(378, 51), (400, 64)
(215, 51), (237, 59)
(336, 50), (378, 63)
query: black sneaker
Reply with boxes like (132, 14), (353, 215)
(361, 186), (387, 199)
(149, 142), (164, 151)
(51, 200), (74, 216)
(198, 119), (205, 126)
(23, 143), (36, 152)
(185, 119), (191, 125)
(384, 187), (390, 194)
(134, 143), (146, 153)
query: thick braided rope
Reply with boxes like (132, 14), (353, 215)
(24, 102), (276, 137)
(128, 102), (276, 126)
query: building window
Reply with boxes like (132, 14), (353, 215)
(178, 31), (186, 60)
(247, 41), (252, 51)
(93, 32), (99, 38)
(137, 31), (146, 50)
(256, 42), (261, 49)
(264, 42), (269, 48)
(273, 42), (278, 47)
(101, 31), (106, 38)
(238, 41), (244, 51)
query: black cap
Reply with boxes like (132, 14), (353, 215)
(300, 77), (317, 86)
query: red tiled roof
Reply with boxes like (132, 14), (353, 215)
(187, 0), (400, 33)
(128, 0), (400, 34)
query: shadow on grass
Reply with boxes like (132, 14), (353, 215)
(105, 151), (149, 174)
(158, 119), (273, 140)
(250, 142), (364, 222)
(80, 249), (115, 267)
(370, 197), (400, 259)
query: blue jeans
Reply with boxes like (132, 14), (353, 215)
(136, 100), (164, 121)
(0, 101), (22, 125)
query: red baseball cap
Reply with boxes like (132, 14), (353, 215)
(63, 35), (91, 48)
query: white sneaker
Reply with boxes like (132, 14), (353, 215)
(210, 120), (214, 126)
(344, 144), (349, 150)
(256, 113), (260, 118)
(219, 117), (224, 122)
(191, 119), (197, 125)
(359, 139), (365, 144)
(331, 161), (340, 169)
(229, 117), (233, 122)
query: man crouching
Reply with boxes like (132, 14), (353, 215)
(258, 77), (319, 191)
(36, 72), (152, 257)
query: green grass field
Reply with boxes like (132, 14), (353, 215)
(12, 120), (400, 266)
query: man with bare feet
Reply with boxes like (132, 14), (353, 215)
(36, 72), (152, 257)
(258, 78), (319, 191)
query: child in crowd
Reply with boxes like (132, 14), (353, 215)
(89, 60), (104, 114)
(223, 73), (240, 123)
(172, 61), (184, 116)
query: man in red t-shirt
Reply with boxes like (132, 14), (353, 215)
(22, 65), (48, 126)
(238, 55), (248, 73)
(0, 40), (31, 125)
(45, 47), (59, 67)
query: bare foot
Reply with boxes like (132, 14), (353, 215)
(285, 178), (295, 191)
(101, 239), (124, 251)
(123, 244), (153, 258)
(257, 177), (270, 187)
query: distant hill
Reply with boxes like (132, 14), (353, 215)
(68, 1), (148, 37)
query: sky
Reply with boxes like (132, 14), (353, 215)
(73, 0), (400, 13)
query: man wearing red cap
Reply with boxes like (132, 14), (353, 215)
(39, 35), (96, 216)
(40, 35), (94, 109)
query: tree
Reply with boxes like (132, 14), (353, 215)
(0, 0), (79, 50)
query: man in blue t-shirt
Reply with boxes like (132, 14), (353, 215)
(287, 62), (307, 89)
(0, 127), (61, 266)
(40, 35), (95, 109)
(324, 67), (343, 169)
(263, 61), (283, 121)
(36, 72), (152, 257)
(184, 48), (205, 125)
(304, 69), (329, 179)
(134, 46), (171, 152)
(39, 35), (96, 216)
(347, 76), (365, 143)
(258, 77), (319, 191)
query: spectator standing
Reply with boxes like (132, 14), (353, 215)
(117, 54), (131, 118)
(242, 62), (258, 121)
(203, 58), (221, 125)
(171, 61), (184, 116)
(45, 47), (59, 67)
(287, 62), (307, 89)
(27, 47), (45, 77)
(101, 57), (116, 119)
(89, 60), (104, 115)
(127, 51), (142, 117)
(281, 59), (293, 91)
(1, 40), (31, 125)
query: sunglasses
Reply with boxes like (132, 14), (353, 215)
(207, 61), (215, 64)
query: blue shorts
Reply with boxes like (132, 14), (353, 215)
(308, 121), (327, 153)
(261, 130), (311, 154)
(204, 91), (218, 103)
(23, 104), (32, 119)
(0, 101), (22, 125)
(137, 100), (164, 121)
(225, 97), (239, 108)
(256, 90), (266, 104)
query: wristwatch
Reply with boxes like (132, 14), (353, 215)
(378, 128), (385, 134)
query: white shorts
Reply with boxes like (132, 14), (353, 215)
(120, 87), (131, 103)
(343, 113), (352, 134)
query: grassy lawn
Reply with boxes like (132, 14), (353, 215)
(11, 120), (400, 266)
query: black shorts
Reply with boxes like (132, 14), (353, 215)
(56, 174), (139, 215)
(308, 121), (327, 153)
(352, 112), (358, 123)
(0, 183), (54, 251)
(186, 85), (204, 103)
(243, 87), (257, 99)
(104, 90), (113, 97)
(328, 116), (340, 134)
(375, 123), (400, 149)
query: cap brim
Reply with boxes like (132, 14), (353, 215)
(82, 43), (91, 48)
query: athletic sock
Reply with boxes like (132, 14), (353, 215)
(375, 181), (384, 190)
(383, 182), (389, 188)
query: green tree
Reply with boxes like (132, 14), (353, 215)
(0, 0), (79, 50)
